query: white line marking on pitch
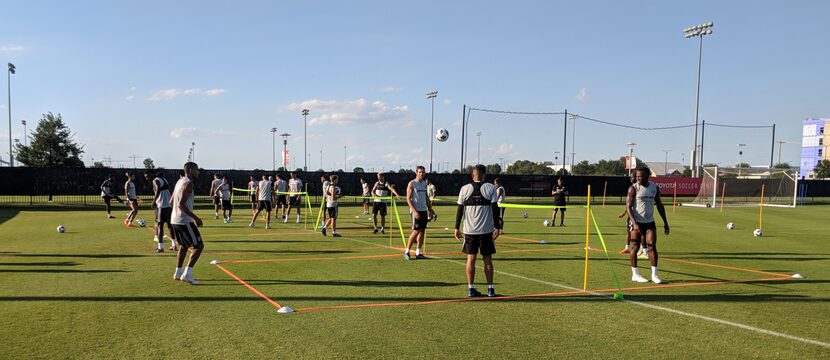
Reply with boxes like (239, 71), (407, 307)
(290, 226), (830, 349)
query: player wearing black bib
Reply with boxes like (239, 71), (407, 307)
(100, 174), (122, 219)
(550, 177), (568, 227)
(371, 172), (401, 234)
(454, 165), (502, 297)
(145, 170), (176, 252)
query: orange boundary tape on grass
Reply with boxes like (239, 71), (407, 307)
(219, 247), (584, 264)
(214, 264), (283, 310)
(660, 257), (790, 278)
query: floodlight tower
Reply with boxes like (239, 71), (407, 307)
(737, 143), (746, 177)
(302, 109), (310, 171)
(271, 128), (278, 171)
(426, 90), (438, 172)
(627, 142), (637, 176)
(683, 21), (714, 177)
(280, 133), (291, 170)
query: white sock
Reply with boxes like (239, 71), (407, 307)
(651, 266), (658, 277)
(157, 243), (163, 250)
(624, 244), (629, 250)
(415, 249), (422, 256)
(488, 284), (494, 289)
(174, 267), (183, 276)
(468, 284), (476, 289)
(631, 267), (640, 276)
(381, 226), (385, 231)
(214, 211), (218, 216)
(183, 266), (193, 277)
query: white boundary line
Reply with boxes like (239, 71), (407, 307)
(286, 224), (830, 349)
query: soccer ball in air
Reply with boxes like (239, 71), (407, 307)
(57, 225), (65, 233)
(543, 219), (550, 227)
(435, 128), (449, 142)
(137, 219), (147, 227)
(726, 223), (735, 230)
(522, 212), (529, 218)
(753, 228), (763, 237)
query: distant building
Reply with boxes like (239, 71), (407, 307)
(801, 118), (828, 179)
(644, 162), (687, 177)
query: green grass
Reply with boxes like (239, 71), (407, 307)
(1, 202), (829, 359)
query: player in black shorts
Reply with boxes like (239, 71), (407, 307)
(454, 165), (502, 297)
(550, 177), (568, 226)
(371, 172), (401, 234)
(99, 174), (122, 219)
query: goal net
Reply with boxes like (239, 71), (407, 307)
(684, 166), (798, 208)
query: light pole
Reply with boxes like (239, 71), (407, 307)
(475, 131), (482, 164)
(270, 128), (278, 171)
(569, 113), (577, 170)
(662, 149), (672, 176)
(737, 143), (746, 177)
(554, 151), (560, 168)
(7, 63), (16, 167)
(626, 142), (637, 176)
(280, 133), (291, 170)
(776, 140), (786, 166)
(191, 142), (195, 162)
(684, 21), (713, 178)
(343, 145), (348, 171)
(302, 109), (309, 171)
(21, 120), (26, 147)
(426, 90), (438, 172)
(320, 149), (323, 171)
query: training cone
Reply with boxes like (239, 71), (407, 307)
(539, 240), (547, 244)
(613, 292), (624, 300)
(209, 260), (221, 265)
(791, 273), (804, 279)
(277, 306), (294, 314)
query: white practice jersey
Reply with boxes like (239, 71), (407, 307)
(275, 179), (287, 193)
(219, 183), (231, 200)
(409, 179), (429, 212)
(631, 182), (659, 223)
(126, 181), (136, 200)
(362, 182), (370, 197)
(210, 179), (222, 196)
(288, 178), (303, 194)
(154, 177), (172, 209)
(171, 177), (195, 225)
(258, 180), (273, 201)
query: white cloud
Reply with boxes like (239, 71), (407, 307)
(125, 95), (135, 101)
(282, 98), (411, 127)
(379, 86), (403, 93)
(442, 99), (452, 106)
(170, 127), (197, 139)
(0, 45), (25, 54)
(411, 147), (423, 154)
(497, 143), (514, 155)
(383, 152), (401, 162)
(148, 88), (226, 101)
(575, 88), (589, 102)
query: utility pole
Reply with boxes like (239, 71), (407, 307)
(776, 140), (786, 166)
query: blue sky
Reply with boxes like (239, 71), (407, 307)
(1, 1), (827, 171)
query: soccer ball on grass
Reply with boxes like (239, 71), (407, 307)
(57, 225), (65, 233)
(137, 219), (147, 227)
(753, 228), (763, 237)
(726, 222), (735, 230)
(543, 219), (550, 227)
(522, 212), (528, 218)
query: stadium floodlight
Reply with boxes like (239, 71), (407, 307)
(475, 131), (482, 164)
(662, 149), (672, 176)
(426, 90), (438, 172)
(737, 143), (746, 177)
(302, 109), (310, 171)
(21, 120), (26, 146)
(683, 21), (714, 178)
(271, 128), (278, 171)
(280, 133), (291, 170)
(626, 142), (637, 176)
(7, 62), (16, 167)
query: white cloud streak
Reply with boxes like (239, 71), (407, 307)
(379, 86), (403, 93)
(283, 98), (411, 128)
(575, 88), (589, 102)
(148, 88), (226, 101)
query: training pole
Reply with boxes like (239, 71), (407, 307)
(720, 182), (726, 213)
(602, 181), (607, 208)
(583, 184), (591, 291)
(759, 184), (765, 230)
(672, 181), (677, 212)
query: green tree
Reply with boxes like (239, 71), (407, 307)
(92, 161), (107, 168)
(736, 163), (751, 169)
(485, 163), (502, 175)
(352, 167), (365, 173)
(14, 112), (85, 167)
(504, 160), (554, 175)
(397, 168), (415, 174)
(571, 160), (596, 175)
(143, 157), (155, 169)
(774, 162), (791, 169)
(595, 158), (626, 176)
(814, 160), (830, 179)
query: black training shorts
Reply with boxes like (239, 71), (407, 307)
(171, 223), (203, 249)
(221, 200), (233, 210)
(276, 195), (288, 206)
(257, 200), (272, 212)
(634, 221), (657, 235)
(327, 206), (338, 219)
(289, 195), (300, 206)
(156, 207), (172, 223)
(412, 211), (428, 230)
(372, 202), (387, 216)
(212, 196), (220, 205)
(462, 233), (496, 256)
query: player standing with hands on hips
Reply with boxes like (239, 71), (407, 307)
(455, 164), (502, 297)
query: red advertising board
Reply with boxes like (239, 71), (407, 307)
(649, 177), (701, 196)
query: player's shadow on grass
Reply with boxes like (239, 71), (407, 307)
(0, 269), (128, 273)
(0, 261), (80, 266)
(0, 208), (21, 226)
(209, 249), (354, 254)
(5, 253), (153, 258)
(209, 240), (314, 244)
(242, 279), (461, 288)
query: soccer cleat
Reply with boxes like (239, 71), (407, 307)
(403, 253), (411, 260)
(332, 233), (342, 237)
(180, 274), (199, 285)
(283, 217), (288, 223)
(265, 225), (271, 229)
(321, 228), (327, 236)
(169, 245), (178, 251)
(631, 274), (649, 283)
(373, 228), (378, 234)
(619, 248), (630, 254)
(381, 228), (386, 234)
(107, 214), (115, 219)
(152, 248), (164, 253)
(223, 219), (228, 224)
(296, 218), (300, 224)
(487, 288), (497, 297)
(467, 288), (482, 297)
(214, 214), (219, 220)
(173, 270), (183, 281)
(415, 254), (427, 260)
(227, 218), (233, 223)
(651, 274), (663, 284)
(637, 249), (649, 260)
(249, 223), (255, 228)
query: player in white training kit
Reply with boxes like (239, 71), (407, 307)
(145, 170), (176, 252)
(286, 173), (304, 223)
(250, 174), (274, 228)
(170, 162), (204, 285)
(319, 175), (330, 228)
(371, 172), (401, 234)
(274, 174), (289, 222)
(626, 167), (670, 284)
(214, 176), (233, 223)
(321, 174), (342, 237)
(494, 178), (506, 233)
(360, 177), (371, 215)
(124, 172), (139, 227)
(247, 175), (258, 214)
(404, 166), (435, 260)
(455, 165), (502, 297)
(209, 174), (222, 220)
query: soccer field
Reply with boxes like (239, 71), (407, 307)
(1, 203), (828, 359)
